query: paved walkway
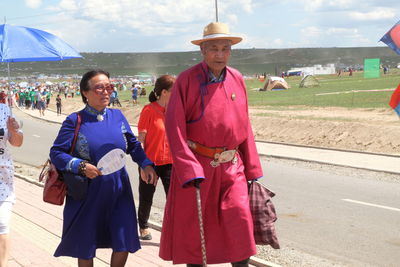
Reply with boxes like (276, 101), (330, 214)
(9, 179), (178, 266)
(10, 178), (246, 267)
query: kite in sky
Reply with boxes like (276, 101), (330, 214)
(380, 20), (400, 55)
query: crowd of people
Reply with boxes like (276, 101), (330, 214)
(1, 22), (266, 267)
(0, 83), (79, 117)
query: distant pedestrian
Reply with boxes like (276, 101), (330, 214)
(7, 90), (14, 107)
(63, 87), (68, 99)
(29, 89), (36, 110)
(38, 90), (46, 117)
(56, 94), (62, 115)
(131, 84), (138, 105)
(383, 66), (389, 74)
(349, 68), (353, 76)
(45, 89), (51, 107)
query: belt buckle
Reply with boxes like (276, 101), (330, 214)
(218, 150), (235, 163)
(210, 160), (219, 167)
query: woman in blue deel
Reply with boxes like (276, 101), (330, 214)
(50, 69), (157, 267)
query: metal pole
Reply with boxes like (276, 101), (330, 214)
(7, 62), (12, 112)
(215, 0), (218, 22)
(7, 62), (10, 82)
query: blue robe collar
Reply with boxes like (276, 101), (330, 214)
(84, 105), (107, 121)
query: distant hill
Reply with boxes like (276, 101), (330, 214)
(1, 47), (399, 77)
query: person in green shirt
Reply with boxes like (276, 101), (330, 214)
(29, 89), (36, 110)
(19, 90), (25, 107)
(45, 89), (52, 107)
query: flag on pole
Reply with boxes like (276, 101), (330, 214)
(380, 20), (400, 55)
(389, 84), (400, 117)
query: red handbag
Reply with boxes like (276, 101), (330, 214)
(39, 113), (81, 205)
(39, 159), (67, 205)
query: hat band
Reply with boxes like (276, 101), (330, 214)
(202, 33), (235, 39)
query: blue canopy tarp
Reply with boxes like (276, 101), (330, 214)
(0, 24), (82, 62)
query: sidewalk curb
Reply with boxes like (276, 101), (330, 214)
(258, 153), (400, 175)
(15, 172), (44, 187)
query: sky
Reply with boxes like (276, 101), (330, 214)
(1, 0), (400, 53)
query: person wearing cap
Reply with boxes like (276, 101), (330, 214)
(159, 22), (263, 266)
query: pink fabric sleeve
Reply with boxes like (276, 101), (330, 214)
(238, 121), (263, 180)
(165, 74), (205, 187)
(237, 76), (263, 180)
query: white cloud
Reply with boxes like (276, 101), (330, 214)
(39, 13), (101, 52)
(326, 27), (358, 34)
(59, 0), (78, 10)
(273, 38), (284, 46)
(349, 8), (396, 21)
(28, 0), (258, 52)
(23, 0), (394, 52)
(54, 0), (255, 36)
(25, 0), (42, 9)
(301, 26), (323, 38)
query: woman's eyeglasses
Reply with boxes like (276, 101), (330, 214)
(92, 83), (114, 94)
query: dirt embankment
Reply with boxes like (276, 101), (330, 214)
(49, 96), (400, 155)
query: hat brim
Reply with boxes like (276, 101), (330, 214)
(191, 36), (242, 46)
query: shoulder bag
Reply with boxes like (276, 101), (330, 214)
(39, 112), (82, 205)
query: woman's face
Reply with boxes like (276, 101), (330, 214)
(84, 74), (113, 111)
(162, 89), (172, 105)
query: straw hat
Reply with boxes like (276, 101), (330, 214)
(191, 22), (242, 46)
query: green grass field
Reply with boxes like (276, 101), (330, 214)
(115, 69), (399, 110)
(246, 69), (400, 109)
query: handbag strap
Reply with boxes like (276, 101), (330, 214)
(39, 113), (82, 183)
(38, 159), (51, 182)
(69, 112), (82, 154)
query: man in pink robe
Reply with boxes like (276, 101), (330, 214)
(159, 22), (263, 266)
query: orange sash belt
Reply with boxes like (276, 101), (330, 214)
(187, 140), (237, 165)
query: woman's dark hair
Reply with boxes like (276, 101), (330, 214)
(79, 69), (110, 103)
(148, 75), (175, 103)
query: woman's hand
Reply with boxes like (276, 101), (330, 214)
(84, 163), (102, 179)
(7, 117), (23, 147)
(7, 117), (20, 133)
(140, 165), (158, 186)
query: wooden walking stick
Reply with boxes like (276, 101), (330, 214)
(194, 180), (207, 266)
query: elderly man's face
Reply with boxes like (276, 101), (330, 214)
(201, 39), (231, 77)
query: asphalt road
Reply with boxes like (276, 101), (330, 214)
(10, 108), (400, 266)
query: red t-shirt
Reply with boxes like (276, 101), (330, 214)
(138, 102), (173, 166)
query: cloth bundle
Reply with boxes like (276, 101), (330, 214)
(248, 180), (280, 249)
